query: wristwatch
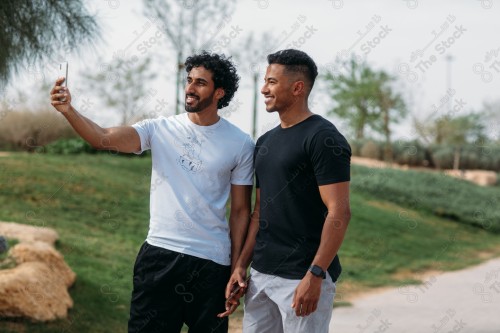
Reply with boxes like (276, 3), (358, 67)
(308, 265), (326, 279)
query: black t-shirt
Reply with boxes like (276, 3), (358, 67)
(252, 115), (351, 281)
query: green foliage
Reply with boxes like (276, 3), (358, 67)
(0, 238), (18, 270)
(323, 56), (407, 142)
(43, 138), (97, 154)
(429, 144), (500, 171)
(351, 165), (500, 232)
(0, 0), (99, 81)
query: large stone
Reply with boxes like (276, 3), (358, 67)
(0, 222), (59, 245)
(9, 242), (76, 287)
(0, 222), (75, 322)
(0, 262), (73, 321)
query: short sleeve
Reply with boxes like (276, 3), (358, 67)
(131, 119), (157, 154)
(230, 135), (255, 186)
(309, 129), (351, 185)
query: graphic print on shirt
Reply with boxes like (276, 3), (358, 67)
(177, 135), (203, 173)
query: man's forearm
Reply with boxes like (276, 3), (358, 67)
(233, 211), (259, 270)
(62, 106), (107, 149)
(229, 210), (250, 270)
(311, 210), (350, 272)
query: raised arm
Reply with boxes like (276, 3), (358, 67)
(291, 181), (351, 316)
(50, 78), (141, 153)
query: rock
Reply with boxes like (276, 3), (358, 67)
(0, 222), (75, 322)
(9, 242), (76, 287)
(0, 262), (73, 321)
(0, 222), (58, 245)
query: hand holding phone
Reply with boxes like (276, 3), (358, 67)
(226, 274), (251, 301)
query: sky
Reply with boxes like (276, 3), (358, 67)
(6, 0), (500, 141)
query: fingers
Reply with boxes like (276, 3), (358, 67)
(217, 299), (240, 318)
(292, 298), (318, 317)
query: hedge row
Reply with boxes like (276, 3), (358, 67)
(351, 164), (500, 233)
(350, 139), (500, 171)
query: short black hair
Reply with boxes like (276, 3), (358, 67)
(184, 51), (239, 109)
(267, 49), (318, 90)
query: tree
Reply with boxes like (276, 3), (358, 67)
(83, 56), (156, 125)
(414, 113), (487, 169)
(0, 0), (99, 82)
(372, 73), (408, 161)
(324, 57), (407, 160)
(324, 57), (380, 140)
(143, 0), (236, 115)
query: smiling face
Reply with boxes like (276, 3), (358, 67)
(261, 64), (301, 113)
(184, 66), (223, 113)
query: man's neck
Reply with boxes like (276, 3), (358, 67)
(187, 108), (220, 126)
(278, 102), (313, 128)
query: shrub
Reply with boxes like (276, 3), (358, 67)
(360, 140), (382, 160)
(0, 110), (76, 151)
(351, 165), (500, 233)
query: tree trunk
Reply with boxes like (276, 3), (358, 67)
(453, 146), (461, 170)
(175, 56), (182, 115)
(252, 73), (258, 139)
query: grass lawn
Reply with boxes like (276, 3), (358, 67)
(0, 153), (499, 332)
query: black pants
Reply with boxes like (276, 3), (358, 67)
(128, 242), (231, 333)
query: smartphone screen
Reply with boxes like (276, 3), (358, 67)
(58, 62), (68, 101)
(59, 62), (68, 87)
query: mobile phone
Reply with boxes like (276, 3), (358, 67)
(58, 62), (68, 101)
(226, 275), (251, 301)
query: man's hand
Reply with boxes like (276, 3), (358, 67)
(217, 267), (248, 318)
(50, 78), (72, 113)
(291, 272), (322, 317)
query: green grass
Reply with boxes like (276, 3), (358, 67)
(0, 153), (499, 332)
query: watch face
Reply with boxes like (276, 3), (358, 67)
(310, 265), (325, 277)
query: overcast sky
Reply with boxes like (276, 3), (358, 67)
(8, 0), (500, 141)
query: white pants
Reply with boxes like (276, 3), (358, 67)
(243, 267), (336, 333)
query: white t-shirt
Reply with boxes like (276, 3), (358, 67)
(132, 113), (254, 266)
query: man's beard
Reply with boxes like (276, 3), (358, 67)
(185, 91), (216, 113)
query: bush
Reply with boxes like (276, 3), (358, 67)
(392, 139), (427, 167)
(351, 165), (500, 233)
(0, 110), (76, 151)
(360, 140), (382, 160)
(44, 137), (97, 154)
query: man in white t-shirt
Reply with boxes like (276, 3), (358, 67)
(50, 52), (254, 333)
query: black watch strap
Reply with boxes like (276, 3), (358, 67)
(308, 265), (326, 279)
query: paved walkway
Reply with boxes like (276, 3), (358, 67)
(330, 258), (500, 333)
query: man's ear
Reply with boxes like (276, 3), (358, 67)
(292, 81), (305, 96)
(215, 88), (225, 100)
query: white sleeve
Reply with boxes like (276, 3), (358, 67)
(131, 119), (156, 154)
(230, 135), (255, 186)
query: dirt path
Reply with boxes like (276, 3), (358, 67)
(330, 257), (500, 333)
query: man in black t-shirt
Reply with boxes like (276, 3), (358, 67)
(218, 49), (351, 332)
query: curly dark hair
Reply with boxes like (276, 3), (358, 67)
(267, 49), (318, 91)
(184, 51), (240, 109)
